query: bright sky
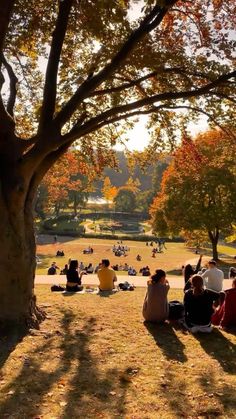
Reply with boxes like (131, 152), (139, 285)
(117, 116), (209, 151)
(116, 2), (210, 151)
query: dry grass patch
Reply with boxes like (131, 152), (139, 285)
(1, 287), (236, 418)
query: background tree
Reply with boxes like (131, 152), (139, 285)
(41, 150), (97, 216)
(150, 130), (236, 260)
(114, 187), (137, 212)
(102, 176), (118, 207)
(0, 0), (236, 327)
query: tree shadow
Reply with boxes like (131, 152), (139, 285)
(144, 321), (187, 363)
(193, 328), (236, 374)
(0, 328), (26, 370)
(61, 314), (131, 418)
(0, 309), (131, 418)
(97, 290), (119, 298)
(197, 367), (236, 416)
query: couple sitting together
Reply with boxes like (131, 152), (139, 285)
(143, 269), (236, 333)
(66, 258), (117, 292)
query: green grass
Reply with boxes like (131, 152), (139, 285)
(0, 286), (235, 419)
(36, 237), (236, 276)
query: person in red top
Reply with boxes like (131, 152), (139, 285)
(212, 278), (236, 330)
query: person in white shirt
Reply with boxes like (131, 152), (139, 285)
(201, 260), (224, 292)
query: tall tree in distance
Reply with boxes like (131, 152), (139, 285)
(102, 176), (118, 207)
(0, 0), (235, 328)
(150, 130), (236, 260)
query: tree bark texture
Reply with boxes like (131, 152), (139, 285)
(0, 162), (45, 330)
(208, 230), (219, 261)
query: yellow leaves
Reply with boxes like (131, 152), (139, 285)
(117, 0), (128, 8)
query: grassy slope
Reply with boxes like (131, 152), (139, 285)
(0, 287), (235, 419)
(36, 238), (236, 278)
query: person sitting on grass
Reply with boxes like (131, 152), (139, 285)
(201, 259), (224, 292)
(142, 269), (170, 323)
(183, 254), (202, 291)
(184, 274), (219, 333)
(229, 267), (236, 279)
(66, 259), (84, 292)
(97, 259), (117, 291)
(47, 261), (59, 275)
(212, 278), (236, 330)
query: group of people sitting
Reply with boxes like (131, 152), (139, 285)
(146, 239), (167, 253)
(143, 257), (236, 332)
(112, 243), (129, 257)
(83, 246), (93, 254)
(139, 266), (151, 276)
(56, 250), (65, 257)
(63, 258), (117, 292)
(111, 263), (136, 275)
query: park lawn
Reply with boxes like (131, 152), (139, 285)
(0, 287), (235, 419)
(36, 238), (202, 275)
(36, 237), (236, 277)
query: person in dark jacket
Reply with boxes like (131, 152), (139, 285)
(184, 274), (219, 333)
(183, 254), (202, 291)
(66, 259), (84, 292)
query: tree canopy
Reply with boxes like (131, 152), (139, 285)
(150, 130), (236, 259)
(1, 0), (236, 164)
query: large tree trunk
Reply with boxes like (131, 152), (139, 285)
(208, 229), (219, 261)
(0, 196), (45, 332)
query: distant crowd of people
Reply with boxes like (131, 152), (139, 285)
(112, 242), (129, 257)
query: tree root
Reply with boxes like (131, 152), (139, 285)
(28, 295), (46, 330)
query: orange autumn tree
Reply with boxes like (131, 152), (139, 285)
(41, 150), (103, 216)
(102, 177), (118, 207)
(150, 130), (236, 260)
(42, 151), (80, 215)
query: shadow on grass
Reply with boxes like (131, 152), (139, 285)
(97, 290), (119, 298)
(0, 328), (26, 370)
(197, 367), (236, 416)
(0, 309), (131, 418)
(194, 328), (236, 374)
(144, 321), (187, 363)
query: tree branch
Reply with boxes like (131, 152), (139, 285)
(1, 53), (18, 116)
(61, 69), (236, 144)
(54, 0), (178, 128)
(0, 0), (15, 53)
(87, 67), (219, 98)
(38, 0), (74, 133)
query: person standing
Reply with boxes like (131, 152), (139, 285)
(97, 259), (117, 291)
(201, 260), (224, 292)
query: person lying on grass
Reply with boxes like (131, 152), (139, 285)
(66, 259), (84, 292)
(142, 269), (170, 323)
(184, 274), (219, 333)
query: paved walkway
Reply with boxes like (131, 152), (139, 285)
(35, 274), (231, 290)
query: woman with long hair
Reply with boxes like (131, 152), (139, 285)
(66, 259), (84, 292)
(183, 254), (202, 291)
(184, 274), (219, 333)
(142, 269), (170, 323)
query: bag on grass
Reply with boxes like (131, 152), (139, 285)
(118, 281), (134, 291)
(169, 300), (184, 320)
(51, 284), (65, 292)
